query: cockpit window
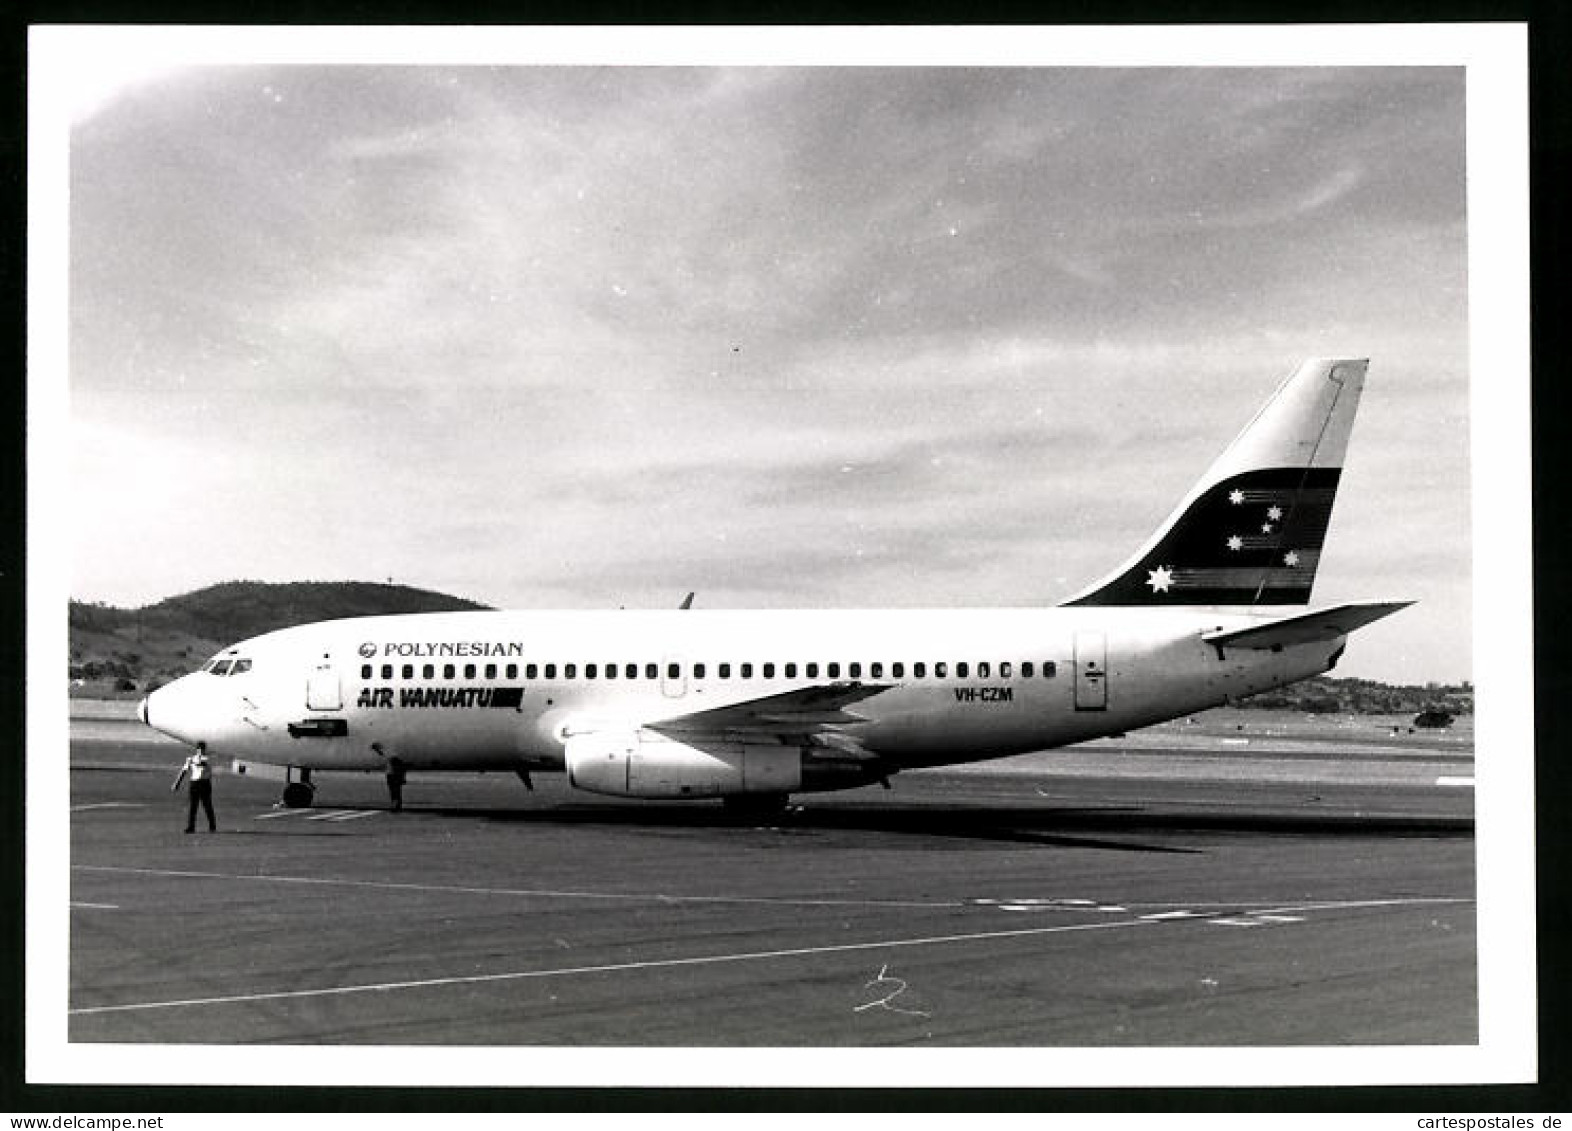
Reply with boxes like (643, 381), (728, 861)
(211, 660), (234, 676)
(231, 658), (252, 675)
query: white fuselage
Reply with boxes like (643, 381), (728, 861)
(144, 606), (1342, 788)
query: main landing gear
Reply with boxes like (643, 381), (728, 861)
(280, 767), (315, 809)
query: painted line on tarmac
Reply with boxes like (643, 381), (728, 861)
(69, 902), (120, 910)
(70, 802), (145, 813)
(70, 864), (953, 910)
(1436, 776), (1475, 787)
(69, 916), (1162, 1016)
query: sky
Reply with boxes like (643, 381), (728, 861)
(61, 57), (1477, 684)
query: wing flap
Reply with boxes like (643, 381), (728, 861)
(1202, 600), (1413, 650)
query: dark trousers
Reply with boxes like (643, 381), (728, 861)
(186, 779), (216, 831)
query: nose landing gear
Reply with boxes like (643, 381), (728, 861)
(280, 767), (315, 808)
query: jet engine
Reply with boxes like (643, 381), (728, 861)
(564, 731), (801, 799)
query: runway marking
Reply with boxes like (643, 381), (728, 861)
(306, 809), (377, 822)
(70, 802), (145, 813)
(70, 916), (1160, 1017)
(70, 864), (953, 910)
(69, 902), (119, 910)
(253, 810), (301, 820)
(970, 897), (1129, 914)
(1436, 776), (1475, 787)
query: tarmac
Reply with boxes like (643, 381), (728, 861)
(66, 708), (1476, 1049)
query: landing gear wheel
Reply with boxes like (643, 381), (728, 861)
(281, 781), (316, 808)
(722, 792), (791, 821)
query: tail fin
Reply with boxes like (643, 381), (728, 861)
(1063, 357), (1368, 607)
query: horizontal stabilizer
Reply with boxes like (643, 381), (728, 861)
(1202, 601), (1413, 650)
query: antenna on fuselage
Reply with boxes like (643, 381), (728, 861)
(679, 592), (695, 610)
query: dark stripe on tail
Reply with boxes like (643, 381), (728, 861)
(1066, 466), (1342, 606)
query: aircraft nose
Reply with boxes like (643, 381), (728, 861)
(140, 676), (211, 746)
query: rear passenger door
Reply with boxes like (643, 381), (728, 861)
(1073, 631), (1107, 710)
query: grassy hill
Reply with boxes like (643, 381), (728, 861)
(69, 581), (491, 694)
(1236, 674), (1472, 717)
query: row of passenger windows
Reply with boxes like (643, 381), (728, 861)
(359, 659), (1059, 682)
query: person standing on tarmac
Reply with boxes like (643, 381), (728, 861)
(172, 742), (217, 833)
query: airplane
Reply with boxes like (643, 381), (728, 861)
(138, 357), (1409, 816)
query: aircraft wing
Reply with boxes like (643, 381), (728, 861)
(1202, 600), (1413, 650)
(648, 682), (892, 746)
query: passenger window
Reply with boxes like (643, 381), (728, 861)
(424, 664), (435, 679)
(667, 663), (679, 679)
(462, 664), (474, 679)
(914, 662), (926, 678)
(525, 663), (537, 679)
(763, 662), (775, 678)
(607, 663), (619, 680)
(719, 663), (731, 679)
(828, 662), (841, 678)
(486, 663), (497, 680)
(849, 662), (862, 678)
(785, 662), (798, 678)
(892, 662), (904, 678)
(807, 662), (819, 678)
(978, 662), (990, 679)
(545, 664), (557, 679)
(741, 662), (753, 679)
(1000, 661), (1012, 678)
(586, 664), (598, 679)
(507, 664), (518, 680)
(935, 662), (948, 678)
(360, 664), (372, 679)
(646, 663), (658, 679)
(626, 663), (638, 679)
(566, 664), (578, 679)
(1043, 662), (1057, 677)
(958, 662), (970, 678)
(382, 664), (394, 680)
(871, 661), (883, 678)
(444, 664), (456, 679)
(694, 663), (707, 679)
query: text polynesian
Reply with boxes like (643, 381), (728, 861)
(380, 641), (527, 658)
